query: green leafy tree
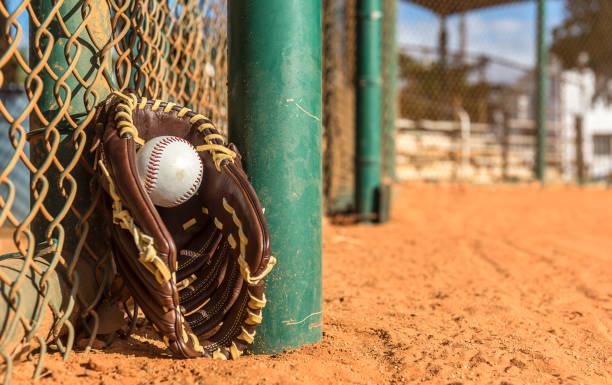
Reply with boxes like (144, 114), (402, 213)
(551, 0), (612, 102)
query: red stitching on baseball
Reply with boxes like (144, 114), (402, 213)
(144, 138), (171, 195)
(144, 136), (203, 206)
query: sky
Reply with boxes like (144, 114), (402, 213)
(398, 0), (567, 82)
(4, 0), (29, 48)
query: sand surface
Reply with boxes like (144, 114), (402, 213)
(7, 182), (612, 384)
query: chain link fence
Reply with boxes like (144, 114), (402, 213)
(396, 0), (612, 183)
(322, 0), (612, 215)
(322, 0), (357, 214)
(0, 0), (226, 381)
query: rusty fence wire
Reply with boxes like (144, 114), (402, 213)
(0, 0), (227, 382)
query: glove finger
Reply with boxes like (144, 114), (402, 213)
(196, 281), (265, 359)
(179, 244), (229, 311)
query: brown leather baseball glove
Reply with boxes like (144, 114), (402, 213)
(93, 91), (275, 359)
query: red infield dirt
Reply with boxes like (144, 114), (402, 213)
(8, 182), (612, 384)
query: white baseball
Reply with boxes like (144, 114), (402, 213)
(136, 136), (203, 208)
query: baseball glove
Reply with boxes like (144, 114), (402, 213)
(92, 91), (275, 359)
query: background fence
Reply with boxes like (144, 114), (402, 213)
(323, 0), (612, 218)
(394, 0), (612, 183)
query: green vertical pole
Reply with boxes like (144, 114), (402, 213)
(228, 0), (322, 353)
(382, 0), (398, 183)
(357, 0), (382, 220)
(536, 0), (548, 181)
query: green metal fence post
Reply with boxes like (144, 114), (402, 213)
(228, 0), (323, 353)
(380, 0), (398, 223)
(536, 0), (548, 181)
(357, 0), (382, 220)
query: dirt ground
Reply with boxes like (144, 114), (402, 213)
(7, 182), (612, 384)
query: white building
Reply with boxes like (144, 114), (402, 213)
(513, 61), (612, 181)
(557, 68), (612, 180)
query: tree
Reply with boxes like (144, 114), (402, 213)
(551, 0), (612, 102)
